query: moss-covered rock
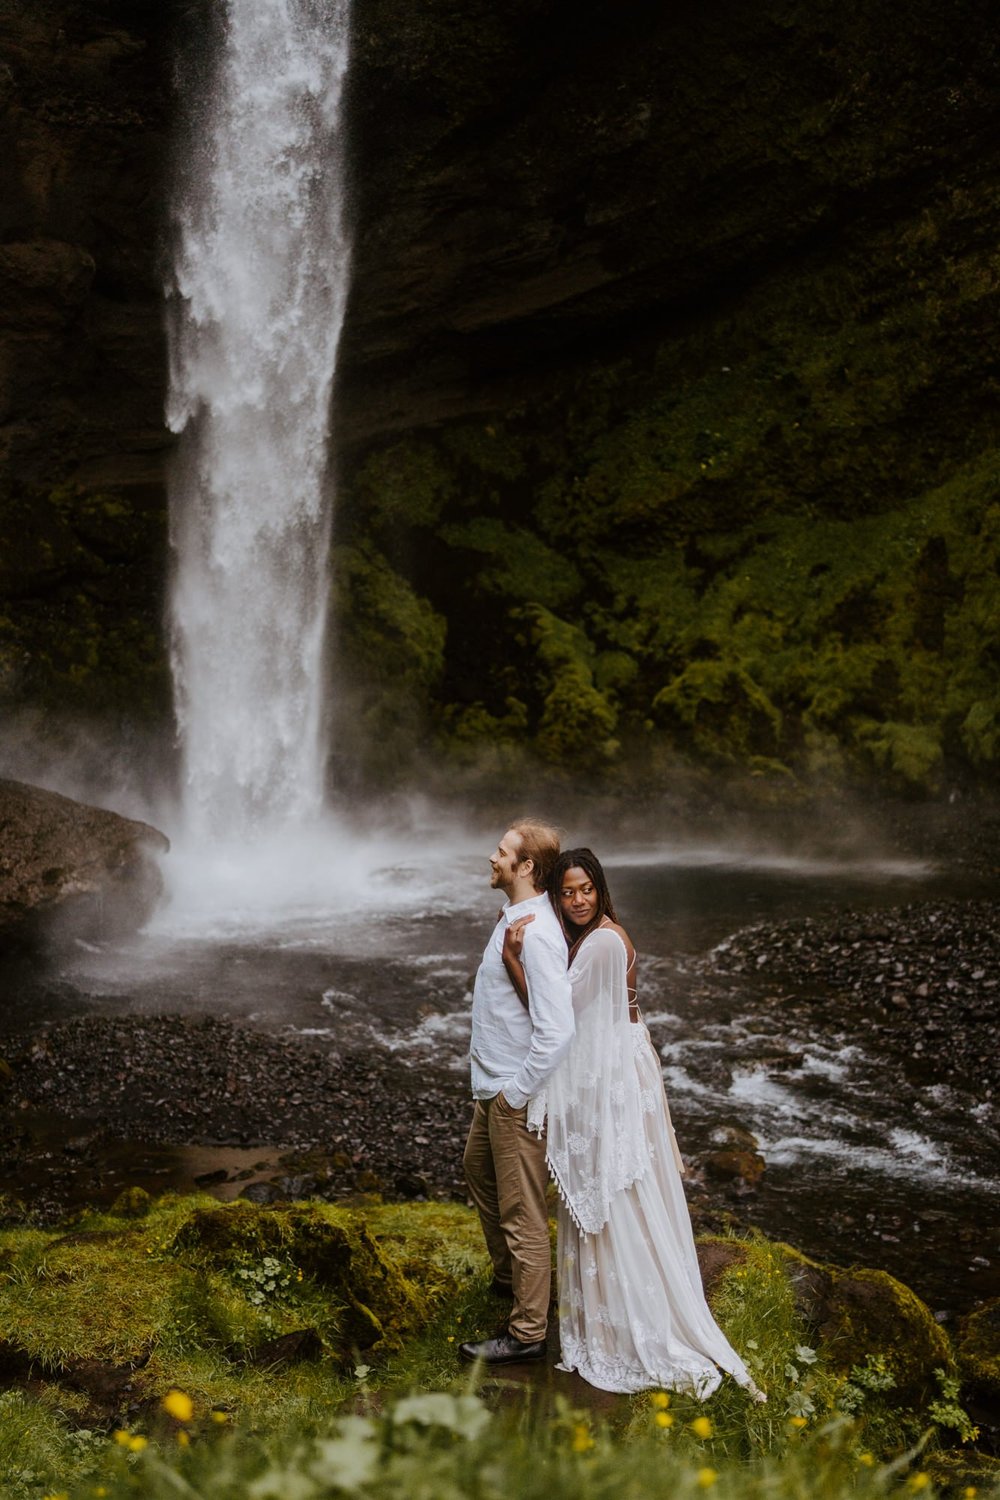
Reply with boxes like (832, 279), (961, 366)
(815, 1265), (952, 1401)
(955, 1297), (1000, 1401)
(922, 1449), (1000, 1497)
(170, 1201), (432, 1355)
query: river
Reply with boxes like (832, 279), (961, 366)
(2, 821), (996, 1320)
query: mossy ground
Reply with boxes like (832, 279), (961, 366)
(0, 1196), (992, 1499)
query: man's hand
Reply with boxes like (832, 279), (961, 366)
(502, 914), (534, 1011)
(502, 914), (534, 962)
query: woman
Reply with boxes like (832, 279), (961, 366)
(503, 848), (764, 1400)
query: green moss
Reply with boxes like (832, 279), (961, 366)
(815, 1266), (952, 1401)
(923, 1449), (1000, 1496)
(438, 516), (581, 610)
(520, 604), (619, 766)
(170, 1201), (433, 1356)
(0, 481), (168, 716)
(653, 662), (784, 767)
(334, 543), (446, 693)
(354, 441), (457, 530)
(329, 134), (1000, 793)
(955, 1296), (1000, 1400)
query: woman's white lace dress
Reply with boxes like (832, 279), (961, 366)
(529, 926), (760, 1398)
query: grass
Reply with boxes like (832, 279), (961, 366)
(0, 1198), (993, 1500)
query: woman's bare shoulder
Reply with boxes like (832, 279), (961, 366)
(580, 921), (634, 958)
(602, 924), (632, 960)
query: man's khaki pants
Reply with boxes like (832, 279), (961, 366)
(463, 1093), (551, 1344)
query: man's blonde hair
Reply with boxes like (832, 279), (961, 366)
(509, 817), (562, 891)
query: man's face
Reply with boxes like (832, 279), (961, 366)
(488, 827), (527, 895)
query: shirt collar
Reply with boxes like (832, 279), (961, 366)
(504, 890), (549, 922)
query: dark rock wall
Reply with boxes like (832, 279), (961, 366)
(2, 0), (999, 791)
(0, 0), (174, 716)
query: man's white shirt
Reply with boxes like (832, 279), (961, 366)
(470, 890), (574, 1110)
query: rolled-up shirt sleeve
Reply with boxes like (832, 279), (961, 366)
(502, 927), (574, 1108)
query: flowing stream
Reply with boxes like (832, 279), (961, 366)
(3, 833), (997, 1314)
(165, 0), (351, 840)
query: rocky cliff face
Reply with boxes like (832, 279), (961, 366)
(2, 0), (998, 793)
(0, 0), (174, 718)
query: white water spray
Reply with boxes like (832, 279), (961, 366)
(166, 0), (351, 841)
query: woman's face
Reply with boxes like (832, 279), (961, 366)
(559, 866), (600, 929)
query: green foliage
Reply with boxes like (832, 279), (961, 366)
(328, 148), (1000, 793)
(3, 1385), (995, 1500)
(439, 516), (581, 610)
(0, 482), (168, 715)
(519, 604), (619, 766)
(334, 544), (446, 693)
(838, 1353), (898, 1414)
(0, 1203), (993, 1500)
(232, 1253), (299, 1306)
(955, 1297), (1000, 1400)
(354, 441), (457, 530)
(926, 1368), (979, 1446)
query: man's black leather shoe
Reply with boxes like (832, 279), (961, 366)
(458, 1332), (546, 1364)
(488, 1277), (514, 1298)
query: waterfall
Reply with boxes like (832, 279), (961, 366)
(165, 0), (351, 842)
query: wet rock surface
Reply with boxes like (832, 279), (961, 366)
(0, 778), (169, 949)
(0, 1013), (471, 1216)
(709, 897), (1000, 1099)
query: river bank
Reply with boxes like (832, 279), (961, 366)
(1, 879), (997, 1322)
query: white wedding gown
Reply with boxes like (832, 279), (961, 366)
(530, 926), (761, 1398)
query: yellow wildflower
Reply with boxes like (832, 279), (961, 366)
(655, 1411), (674, 1429)
(571, 1423), (594, 1453)
(128, 1435), (148, 1453)
(908, 1475), (930, 1493)
(210, 1409), (230, 1424)
(690, 1416), (713, 1440)
(177, 1430), (191, 1448)
(858, 1453), (875, 1467)
(789, 1416), (808, 1429)
(163, 1389), (194, 1423)
(113, 1430), (131, 1446)
(697, 1468), (719, 1488)
(963, 1490), (977, 1499)
(652, 1391), (670, 1409)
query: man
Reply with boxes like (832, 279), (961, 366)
(459, 817), (574, 1365)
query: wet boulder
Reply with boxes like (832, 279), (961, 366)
(0, 778), (168, 949)
(702, 1125), (766, 1191)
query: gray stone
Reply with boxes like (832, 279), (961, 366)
(0, 778), (168, 949)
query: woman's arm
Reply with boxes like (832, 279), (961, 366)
(501, 915), (534, 1009)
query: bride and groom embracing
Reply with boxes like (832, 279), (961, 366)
(459, 817), (764, 1401)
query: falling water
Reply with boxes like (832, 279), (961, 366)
(165, 0), (351, 841)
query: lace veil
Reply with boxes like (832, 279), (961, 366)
(528, 927), (652, 1234)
